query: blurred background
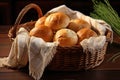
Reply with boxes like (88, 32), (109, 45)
(0, 0), (120, 25)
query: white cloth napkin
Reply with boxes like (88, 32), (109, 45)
(0, 28), (58, 80)
(28, 36), (58, 80)
(0, 28), (30, 68)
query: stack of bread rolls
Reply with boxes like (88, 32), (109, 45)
(29, 12), (98, 47)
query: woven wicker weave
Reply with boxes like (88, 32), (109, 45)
(8, 3), (112, 71)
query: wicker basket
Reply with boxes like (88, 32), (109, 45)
(8, 3), (112, 71)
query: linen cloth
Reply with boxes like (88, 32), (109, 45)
(0, 28), (30, 68)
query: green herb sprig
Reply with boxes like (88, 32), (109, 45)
(90, 0), (120, 36)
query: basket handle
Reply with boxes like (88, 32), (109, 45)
(8, 3), (43, 40)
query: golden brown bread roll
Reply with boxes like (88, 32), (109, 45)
(35, 16), (46, 28)
(29, 25), (53, 42)
(54, 29), (78, 47)
(77, 27), (97, 43)
(67, 19), (91, 32)
(45, 12), (70, 31)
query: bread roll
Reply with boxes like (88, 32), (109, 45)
(35, 16), (46, 28)
(67, 19), (91, 32)
(45, 12), (70, 31)
(29, 25), (53, 42)
(77, 27), (97, 43)
(54, 29), (78, 47)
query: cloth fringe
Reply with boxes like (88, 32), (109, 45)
(0, 57), (8, 67)
(28, 36), (58, 80)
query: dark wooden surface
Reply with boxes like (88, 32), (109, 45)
(0, 25), (120, 80)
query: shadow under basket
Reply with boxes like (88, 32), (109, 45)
(8, 3), (112, 71)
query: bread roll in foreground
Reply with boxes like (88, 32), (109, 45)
(77, 27), (97, 43)
(54, 29), (78, 47)
(35, 16), (46, 28)
(45, 12), (70, 31)
(67, 19), (91, 32)
(29, 25), (53, 42)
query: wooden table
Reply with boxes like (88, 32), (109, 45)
(0, 25), (120, 80)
